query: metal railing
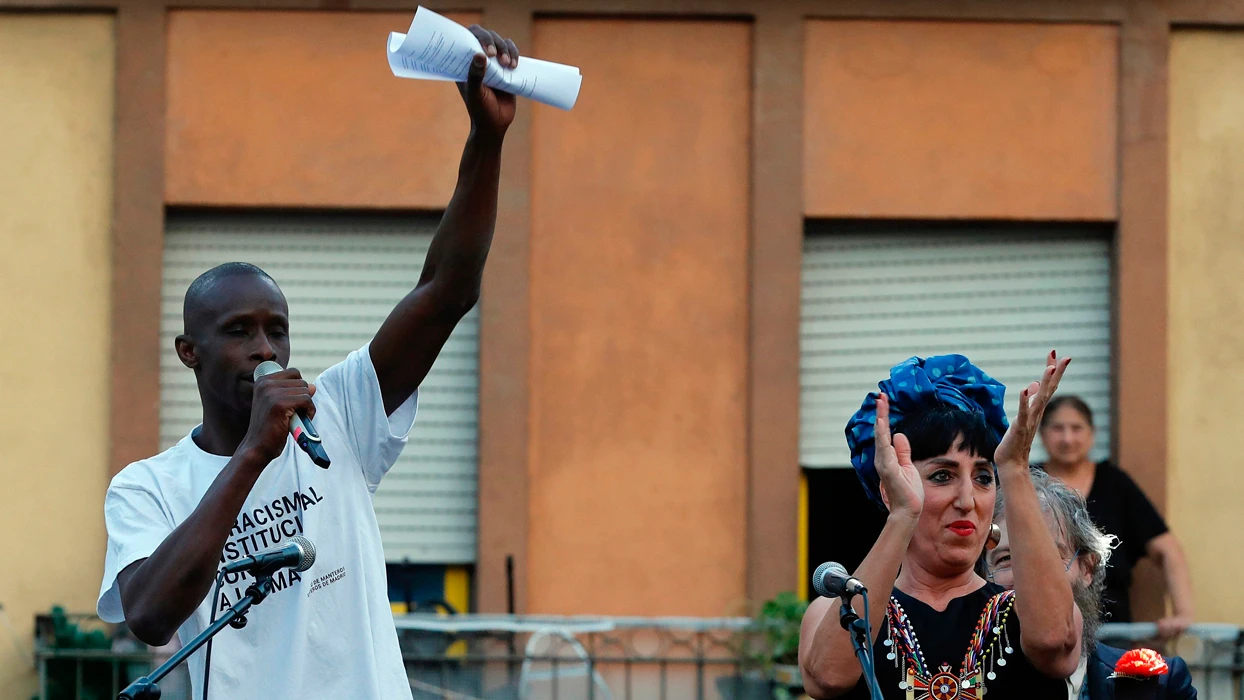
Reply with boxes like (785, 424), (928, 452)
(392, 614), (778, 700)
(32, 610), (192, 700)
(32, 614), (777, 700)
(1098, 622), (1244, 700)
(33, 616), (1244, 699)
(35, 647), (193, 700)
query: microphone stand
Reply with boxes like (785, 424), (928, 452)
(838, 592), (884, 700)
(119, 574), (275, 700)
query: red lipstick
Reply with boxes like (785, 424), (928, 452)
(948, 520), (976, 537)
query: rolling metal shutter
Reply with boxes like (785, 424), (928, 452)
(160, 212), (478, 563)
(801, 225), (1112, 468)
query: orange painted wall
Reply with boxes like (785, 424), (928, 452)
(166, 11), (478, 208)
(528, 19), (751, 616)
(804, 20), (1118, 220)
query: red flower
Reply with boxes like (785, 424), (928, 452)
(1112, 648), (1170, 679)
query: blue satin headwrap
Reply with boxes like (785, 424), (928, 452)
(845, 354), (1009, 509)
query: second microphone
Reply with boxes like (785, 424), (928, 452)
(813, 561), (867, 599)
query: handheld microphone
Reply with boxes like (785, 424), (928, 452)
(221, 536), (316, 576)
(254, 360), (331, 468)
(813, 561), (867, 599)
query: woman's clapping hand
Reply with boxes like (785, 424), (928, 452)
(995, 351), (1072, 470)
(874, 392), (924, 520)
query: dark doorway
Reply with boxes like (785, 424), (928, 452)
(804, 467), (889, 597)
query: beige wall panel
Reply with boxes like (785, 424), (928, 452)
(0, 13), (114, 694)
(529, 18), (751, 616)
(804, 20), (1118, 220)
(1169, 29), (1244, 625)
(165, 11), (478, 208)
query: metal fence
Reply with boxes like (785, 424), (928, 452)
(31, 616), (1244, 700)
(31, 609), (192, 700)
(35, 647), (194, 700)
(398, 618), (1244, 700)
(32, 615), (777, 700)
(392, 614), (779, 700)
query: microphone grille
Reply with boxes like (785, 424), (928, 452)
(812, 561), (849, 598)
(290, 536), (316, 572)
(254, 360), (284, 381)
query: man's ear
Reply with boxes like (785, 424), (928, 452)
(175, 334), (199, 369)
(1080, 552), (1101, 586)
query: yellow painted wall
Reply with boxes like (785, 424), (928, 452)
(1169, 30), (1244, 625)
(0, 13), (115, 695)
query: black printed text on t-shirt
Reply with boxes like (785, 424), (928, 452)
(215, 486), (326, 610)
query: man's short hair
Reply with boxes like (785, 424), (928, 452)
(182, 262), (278, 333)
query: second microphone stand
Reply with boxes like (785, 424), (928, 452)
(118, 574), (276, 700)
(838, 591), (884, 700)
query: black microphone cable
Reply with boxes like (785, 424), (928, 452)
(201, 569), (225, 700)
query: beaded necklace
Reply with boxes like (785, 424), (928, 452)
(881, 590), (1016, 699)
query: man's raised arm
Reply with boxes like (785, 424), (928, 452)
(371, 26), (520, 415)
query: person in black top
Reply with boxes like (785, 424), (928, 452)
(1038, 396), (1195, 635)
(799, 352), (1081, 699)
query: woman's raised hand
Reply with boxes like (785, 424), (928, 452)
(994, 351), (1072, 469)
(875, 392), (924, 520)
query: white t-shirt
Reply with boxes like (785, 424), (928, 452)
(97, 345), (417, 700)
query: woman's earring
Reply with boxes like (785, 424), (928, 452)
(986, 523), (1002, 550)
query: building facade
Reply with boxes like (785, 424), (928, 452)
(2, 0), (1243, 695)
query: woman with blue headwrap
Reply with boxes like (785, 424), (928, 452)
(798, 352), (1083, 699)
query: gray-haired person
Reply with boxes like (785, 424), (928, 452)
(988, 468), (1196, 700)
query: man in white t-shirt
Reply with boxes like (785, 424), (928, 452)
(97, 27), (522, 700)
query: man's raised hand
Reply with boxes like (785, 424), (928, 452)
(458, 25), (520, 140)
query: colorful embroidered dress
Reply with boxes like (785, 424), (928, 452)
(842, 583), (1066, 700)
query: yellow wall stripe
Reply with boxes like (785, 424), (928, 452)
(798, 472), (809, 600)
(443, 567), (471, 658)
(444, 566), (470, 615)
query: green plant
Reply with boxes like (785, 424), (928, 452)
(44, 607), (111, 651)
(752, 591), (809, 669)
(733, 592), (810, 700)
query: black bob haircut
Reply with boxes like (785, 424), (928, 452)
(892, 404), (999, 464)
